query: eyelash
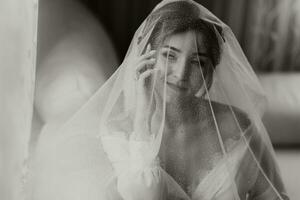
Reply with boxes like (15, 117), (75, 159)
(161, 52), (205, 66)
(191, 59), (205, 66)
(162, 52), (177, 61)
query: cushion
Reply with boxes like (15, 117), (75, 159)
(259, 73), (300, 146)
(34, 0), (118, 123)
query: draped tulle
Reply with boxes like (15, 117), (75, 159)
(25, 1), (289, 200)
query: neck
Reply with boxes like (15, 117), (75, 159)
(165, 96), (201, 128)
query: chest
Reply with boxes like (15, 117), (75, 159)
(159, 124), (225, 193)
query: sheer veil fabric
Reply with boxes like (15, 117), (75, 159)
(25, 0), (289, 200)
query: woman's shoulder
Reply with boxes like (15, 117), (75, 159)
(200, 99), (253, 142)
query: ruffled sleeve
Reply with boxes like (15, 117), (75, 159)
(101, 133), (166, 200)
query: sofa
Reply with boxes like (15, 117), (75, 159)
(259, 73), (300, 200)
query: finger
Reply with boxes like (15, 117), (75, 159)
(139, 50), (156, 61)
(146, 43), (151, 53)
(138, 68), (159, 82)
(138, 69), (159, 87)
(135, 58), (155, 80)
(136, 58), (156, 75)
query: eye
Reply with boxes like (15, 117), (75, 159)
(190, 58), (205, 67)
(162, 52), (177, 62)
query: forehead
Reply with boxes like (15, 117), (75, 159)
(162, 31), (207, 53)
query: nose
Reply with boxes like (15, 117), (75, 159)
(172, 58), (189, 81)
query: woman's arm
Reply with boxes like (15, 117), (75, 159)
(101, 133), (166, 200)
(247, 131), (289, 200)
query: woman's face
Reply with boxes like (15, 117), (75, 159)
(154, 30), (213, 101)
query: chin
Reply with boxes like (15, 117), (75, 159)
(155, 84), (196, 104)
(165, 92), (194, 104)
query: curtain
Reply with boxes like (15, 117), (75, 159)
(0, 0), (38, 199)
(241, 0), (300, 72)
(201, 0), (300, 72)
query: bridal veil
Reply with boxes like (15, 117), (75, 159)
(25, 1), (288, 200)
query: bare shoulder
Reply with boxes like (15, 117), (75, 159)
(208, 100), (252, 142)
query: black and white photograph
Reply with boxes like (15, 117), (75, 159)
(1, 0), (300, 199)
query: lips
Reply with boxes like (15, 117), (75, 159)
(166, 82), (188, 92)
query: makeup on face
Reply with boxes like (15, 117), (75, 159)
(155, 31), (211, 99)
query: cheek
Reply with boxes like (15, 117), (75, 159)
(189, 68), (204, 92)
(156, 55), (166, 67)
(155, 56), (168, 76)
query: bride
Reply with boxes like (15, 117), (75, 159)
(25, 1), (289, 200)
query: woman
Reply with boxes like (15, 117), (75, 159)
(25, 0), (289, 200)
(100, 1), (289, 200)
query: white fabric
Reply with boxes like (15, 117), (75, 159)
(102, 133), (250, 200)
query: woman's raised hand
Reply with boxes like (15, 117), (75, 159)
(133, 44), (157, 138)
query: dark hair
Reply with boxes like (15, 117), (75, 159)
(140, 1), (222, 68)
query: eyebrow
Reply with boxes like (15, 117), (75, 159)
(163, 45), (209, 57)
(162, 45), (181, 53)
